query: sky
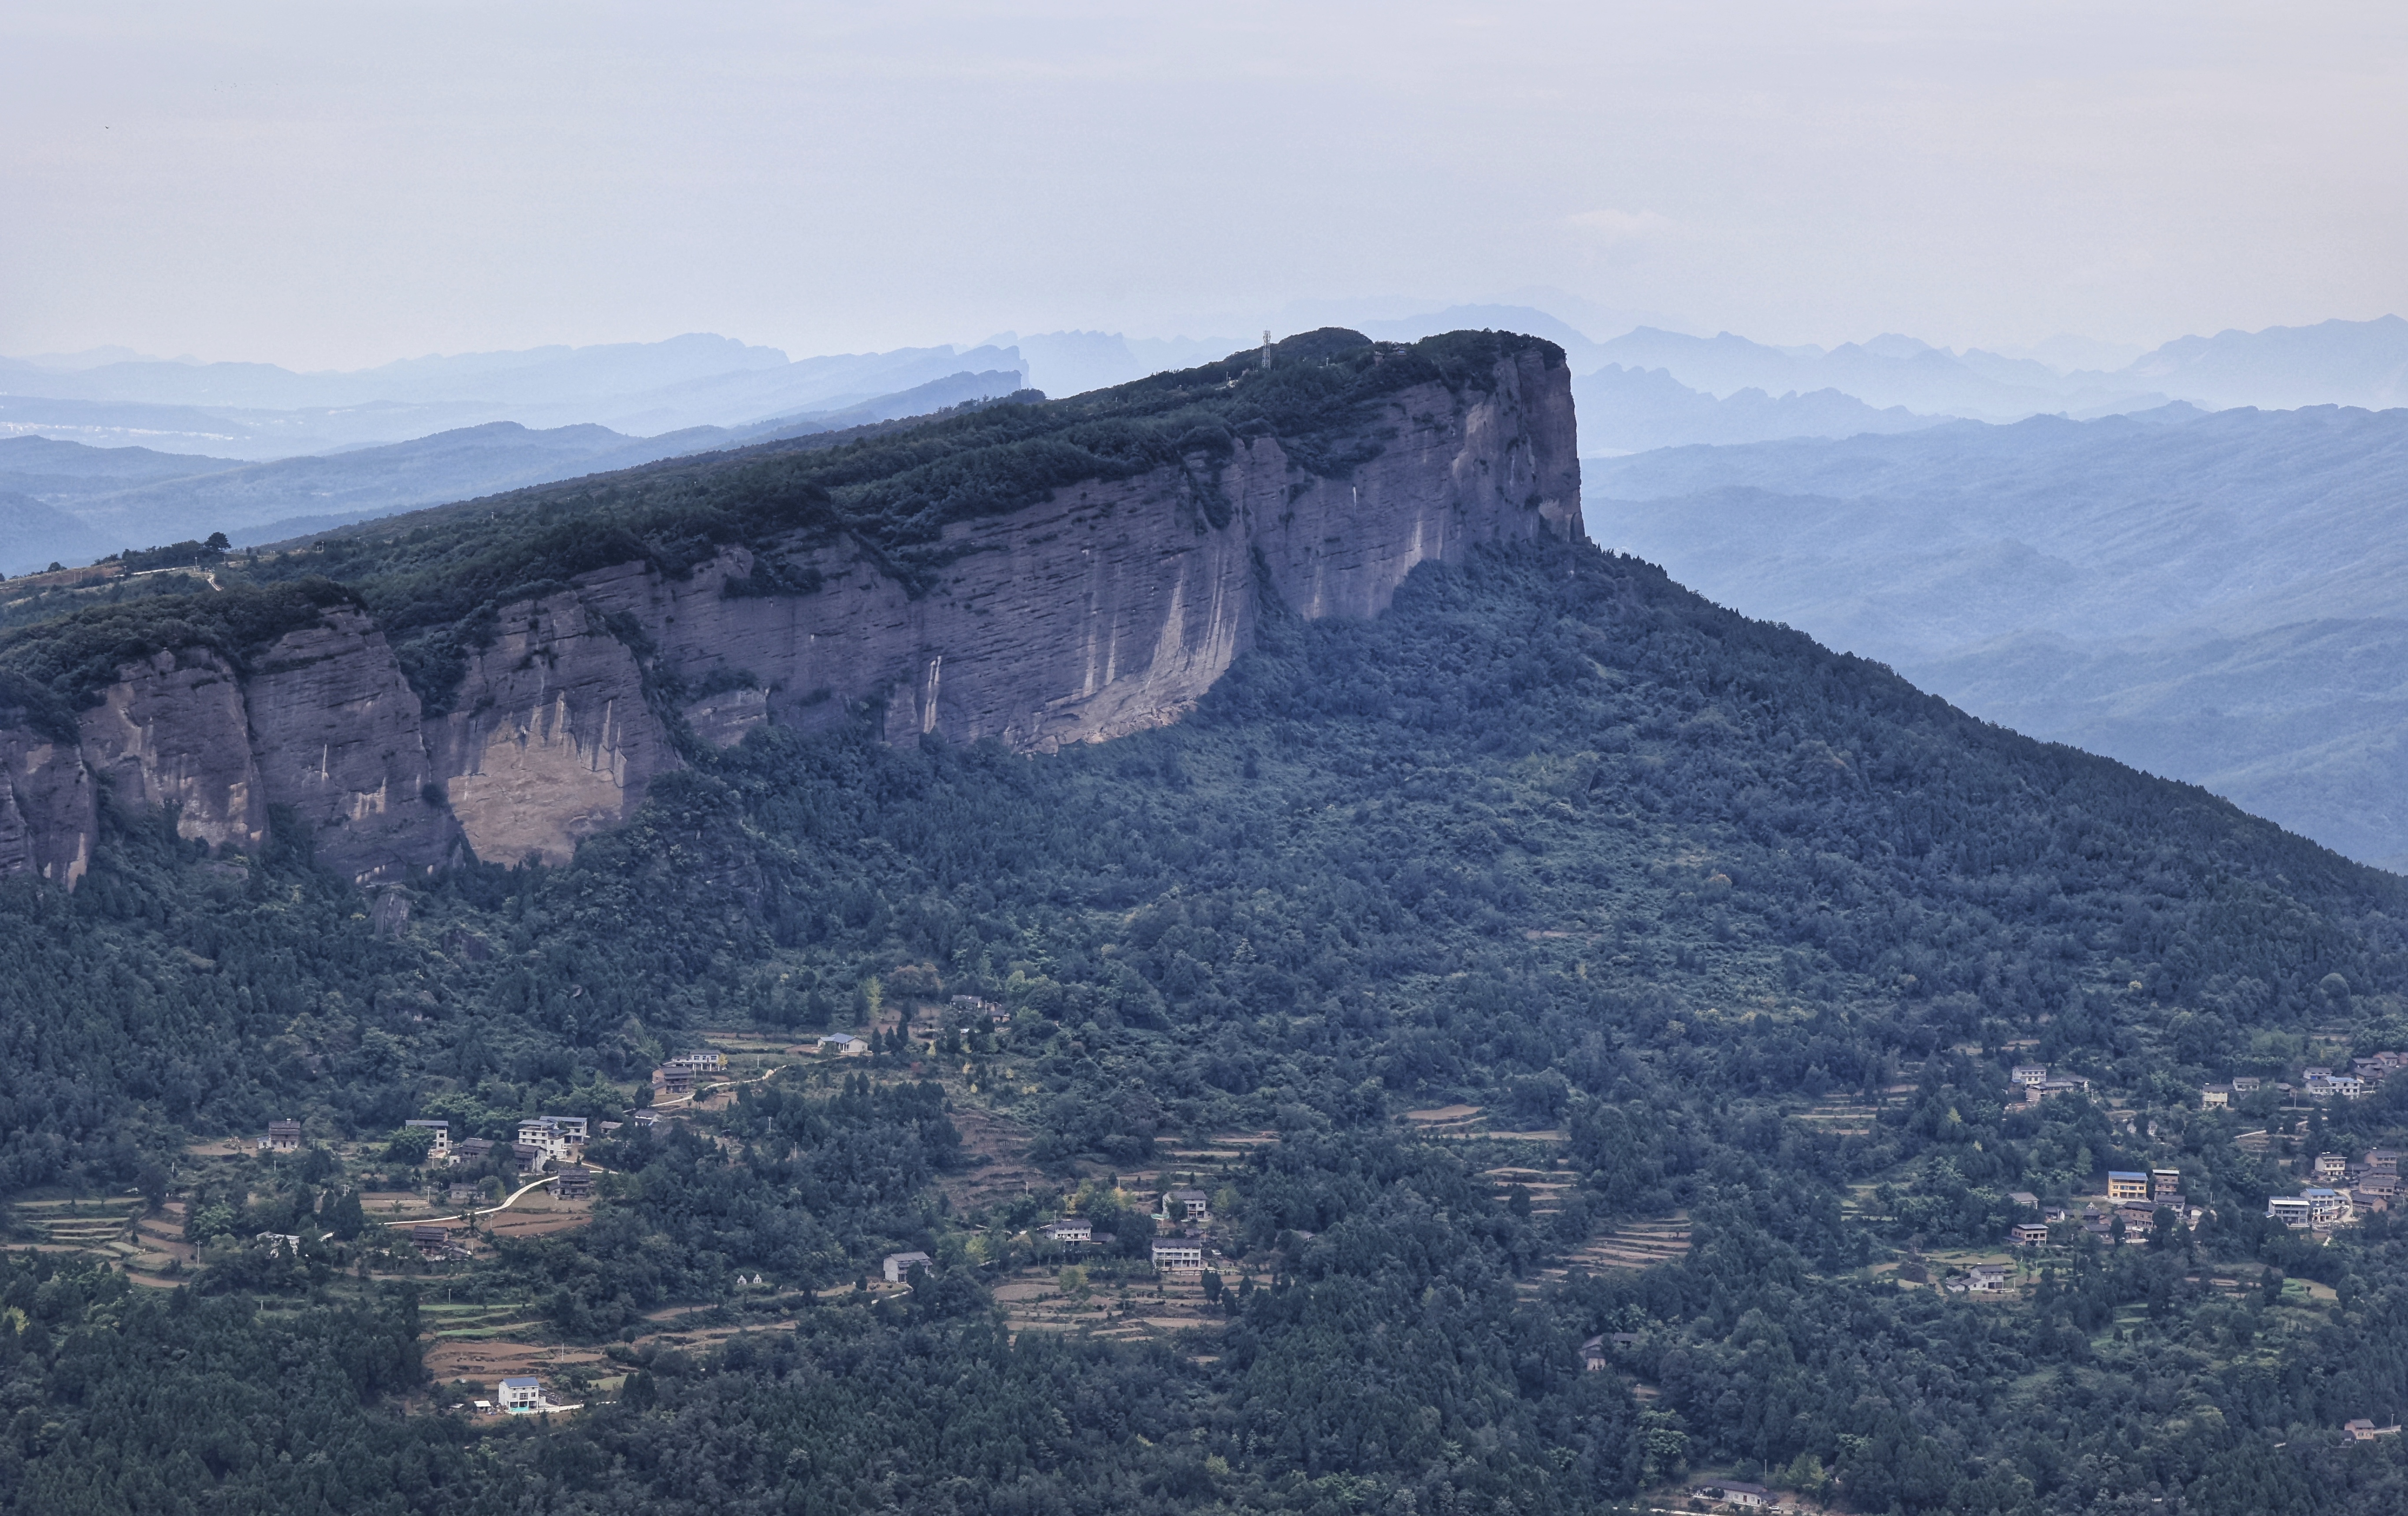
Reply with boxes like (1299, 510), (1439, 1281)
(4, 1), (2406, 371)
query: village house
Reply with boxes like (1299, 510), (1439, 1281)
(654, 1067), (697, 1097)
(255, 1232), (301, 1254)
(2200, 1085), (2232, 1109)
(2268, 1195), (2312, 1228)
(2010, 1221), (2051, 1247)
(2304, 1188), (2352, 1225)
(1691, 1479), (1778, 1509)
(2315, 1153), (2349, 1182)
(951, 994), (1011, 1026)
(517, 1117), (586, 1163)
(1044, 1218), (1093, 1244)
(883, 1251), (932, 1283)
(510, 1142), (547, 1175)
(2010, 1064), (2049, 1086)
(2230, 1075), (2263, 1093)
(554, 1166), (594, 1200)
(456, 1137), (495, 1164)
(2352, 1052), (2408, 1085)
(447, 1183), (480, 1205)
(2151, 1168), (2184, 1199)
(2352, 1185), (2391, 1215)
(410, 1224), (456, 1260)
(2026, 1075), (2092, 1105)
(498, 1377), (566, 1414)
(1580, 1336), (1611, 1371)
(666, 1049), (726, 1074)
(2106, 1172), (2149, 1201)
(1161, 1188), (1211, 1222)
(2009, 1190), (2039, 1211)
(262, 1119), (302, 1153)
(2344, 1419), (2404, 1442)
(405, 1119), (451, 1159)
(816, 1033), (866, 1056)
(1151, 1240), (1207, 1271)
(630, 1110), (661, 1130)
(2366, 1148), (2399, 1172)
(2307, 1073), (2367, 1101)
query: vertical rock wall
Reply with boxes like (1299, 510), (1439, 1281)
(0, 343), (1581, 880)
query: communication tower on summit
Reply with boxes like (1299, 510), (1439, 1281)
(1261, 330), (1272, 368)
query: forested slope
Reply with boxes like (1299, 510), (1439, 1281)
(4, 538), (2408, 1514)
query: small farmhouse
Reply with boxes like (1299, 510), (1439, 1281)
(1692, 1479), (1777, 1509)
(262, 1119), (302, 1153)
(2106, 1172), (2148, 1201)
(1161, 1188), (1211, 1221)
(883, 1251), (933, 1283)
(1151, 1241), (1206, 1271)
(405, 1119), (451, 1158)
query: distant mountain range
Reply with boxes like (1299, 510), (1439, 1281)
(7, 309), (2406, 585)
(1572, 365), (1938, 452)
(0, 338), (1033, 456)
(1585, 402), (2408, 870)
(1567, 315), (2408, 448)
(0, 370), (1027, 575)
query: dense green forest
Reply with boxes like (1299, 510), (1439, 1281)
(7, 528), (2408, 1514)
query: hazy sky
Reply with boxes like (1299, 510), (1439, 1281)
(6, 2), (2406, 370)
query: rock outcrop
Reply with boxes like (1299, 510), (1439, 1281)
(0, 340), (1580, 880)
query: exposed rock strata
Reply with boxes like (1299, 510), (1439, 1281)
(0, 345), (1580, 879)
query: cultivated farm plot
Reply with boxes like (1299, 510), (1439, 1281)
(1483, 1167), (1576, 1215)
(1549, 1215), (1693, 1275)
(479, 1195), (595, 1242)
(7, 1197), (142, 1261)
(1792, 1095), (1883, 1137)
(993, 1264), (1226, 1350)
(938, 1103), (1046, 1213)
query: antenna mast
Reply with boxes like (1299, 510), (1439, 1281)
(1261, 330), (1272, 369)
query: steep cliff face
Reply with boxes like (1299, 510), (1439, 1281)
(431, 591), (672, 869)
(0, 730), (95, 887)
(0, 605), (459, 887)
(0, 337), (1580, 878)
(76, 648), (268, 855)
(244, 607), (460, 884)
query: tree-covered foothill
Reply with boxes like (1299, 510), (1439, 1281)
(4, 529), (2408, 1512)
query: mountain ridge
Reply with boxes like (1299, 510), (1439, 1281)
(0, 329), (1579, 885)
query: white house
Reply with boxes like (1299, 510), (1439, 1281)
(405, 1119), (451, 1159)
(1045, 1218), (1093, 1244)
(883, 1251), (933, 1283)
(1152, 1241), (1206, 1271)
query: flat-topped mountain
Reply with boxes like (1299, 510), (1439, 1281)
(0, 329), (1579, 884)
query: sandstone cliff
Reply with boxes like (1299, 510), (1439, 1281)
(0, 336), (1580, 880)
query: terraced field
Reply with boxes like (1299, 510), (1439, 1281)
(8, 1197), (142, 1260)
(993, 1263), (1227, 1351)
(1551, 1215), (1694, 1274)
